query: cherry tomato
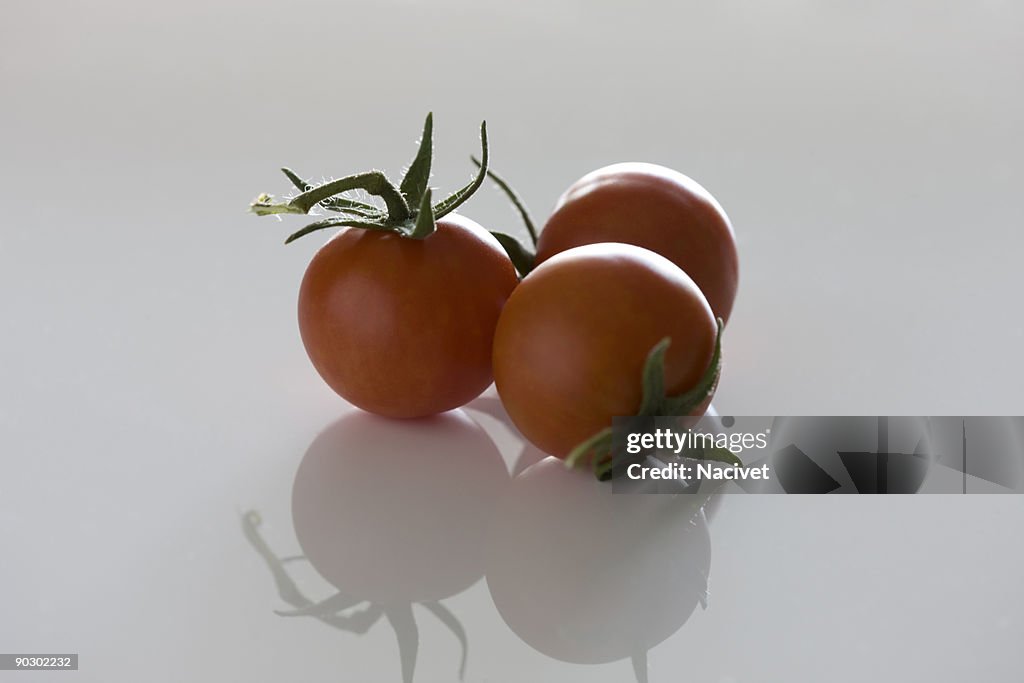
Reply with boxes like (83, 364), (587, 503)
(492, 243), (717, 458)
(536, 162), (739, 324)
(298, 214), (518, 418)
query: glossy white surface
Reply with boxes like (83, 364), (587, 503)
(2, 1), (1023, 681)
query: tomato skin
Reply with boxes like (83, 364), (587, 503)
(492, 243), (717, 458)
(298, 214), (518, 418)
(536, 162), (739, 324)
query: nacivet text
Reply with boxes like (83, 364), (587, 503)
(625, 461), (771, 481)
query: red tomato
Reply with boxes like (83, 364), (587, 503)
(536, 162), (739, 324)
(298, 214), (518, 418)
(492, 243), (717, 458)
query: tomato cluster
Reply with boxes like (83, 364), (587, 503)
(251, 115), (738, 476)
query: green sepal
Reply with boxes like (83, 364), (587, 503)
(593, 446), (625, 481)
(399, 113), (433, 208)
(564, 427), (613, 471)
(280, 167), (311, 192)
(281, 168), (381, 217)
(252, 115), (491, 246)
(472, 156), (539, 248)
(661, 318), (724, 415)
(408, 188), (436, 240)
(286, 171), (410, 220)
(567, 318), (727, 480)
(319, 201), (384, 219)
(697, 446), (743, 467)
(432, 121), (488, 219)
(638, 337), (670, 415)
(489, 231), (535, 278)
(284, 217), (392, 245)
(471, 154), (540, 248)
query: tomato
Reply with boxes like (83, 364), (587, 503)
(299, 214), (518, 418)
(492, 243), (718, 459)
(535, 162), (739, 324)
(292, 409), (509, 604)
(486, 455), (712, 667)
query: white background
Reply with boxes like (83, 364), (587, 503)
(2, 1), (1022, 681)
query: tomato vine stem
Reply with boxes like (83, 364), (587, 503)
(279, 168), (383, 217)
(471, 156), (539, 248)
(467, 156), (540, 278)
(287, 171), (411, 220)
(249, 114), (492, 244)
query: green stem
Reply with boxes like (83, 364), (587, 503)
(662, 319), (724, 415)
(250, 193), (306, 216)
(471, 156), (539, 247)
(565, 427), (613, 470)
(280, 168), (381, 216)
(289, 171), (410, 221)
(432, 121), (489, 219)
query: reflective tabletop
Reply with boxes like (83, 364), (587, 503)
(3, 1), (1024, 681)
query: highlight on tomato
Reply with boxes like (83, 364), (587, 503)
(536, 163), (739, 324)
(250, 114), (520, 418)
(491, 242), (725, 477)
